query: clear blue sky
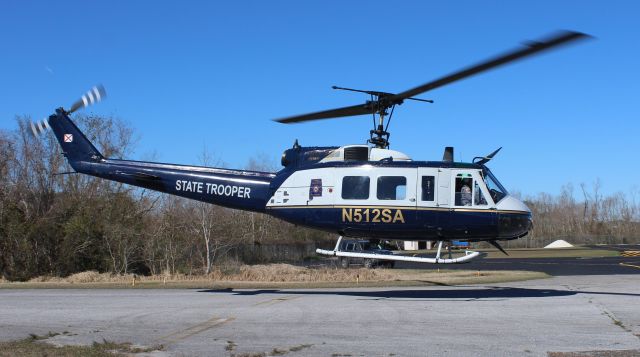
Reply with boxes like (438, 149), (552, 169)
(1, 1), (638, 197)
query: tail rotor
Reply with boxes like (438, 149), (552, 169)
(29, 84), (107, 138)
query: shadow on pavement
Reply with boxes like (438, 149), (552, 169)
(197, 286), (640, 300)
(198, 287), (640, 300)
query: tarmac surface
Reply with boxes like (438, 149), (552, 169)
(396, 256), (640, 276)
(1, 274), (639, 356)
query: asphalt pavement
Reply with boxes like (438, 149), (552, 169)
(2, 246), (639, 356)
(396, 256), (640, 275)
(1, 275), (639, 356)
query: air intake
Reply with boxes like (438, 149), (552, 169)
(344, 146), (369, 161)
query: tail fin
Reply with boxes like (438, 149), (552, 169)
(48, 108), (103, 164)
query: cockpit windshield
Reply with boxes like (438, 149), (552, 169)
(482, 168), (508, 203)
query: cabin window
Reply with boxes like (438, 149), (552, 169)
(341, 176), (370, 200)
(455, 174), (473, 206)
(421, 176), (435, 201)
(377, 176), (407, 200)
(474, 181), (488, 206)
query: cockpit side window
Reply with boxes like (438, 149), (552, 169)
(455, 174), (473, 206)
(483, 169), (508, 203)
(474, 180), (488, 206)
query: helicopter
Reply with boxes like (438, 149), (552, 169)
(31, 30), (590, 264)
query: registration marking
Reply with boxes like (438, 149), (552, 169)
(341, 208), (405, 223)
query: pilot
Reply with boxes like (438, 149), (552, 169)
(460, 184), (472, 206)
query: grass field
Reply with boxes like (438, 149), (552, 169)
(0, 265), (548, 289)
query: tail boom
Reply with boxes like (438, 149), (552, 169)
(77, 159), (274, 212)
(48, 109), (274, 212)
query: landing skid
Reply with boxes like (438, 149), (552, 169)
(316, 237), (483, 264)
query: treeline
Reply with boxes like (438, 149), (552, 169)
(514, 184), (640, 248)
(1, 115), (638, 280)
(0, 116), (332, 281)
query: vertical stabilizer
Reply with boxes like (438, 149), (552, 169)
(48, 108), (103, 164)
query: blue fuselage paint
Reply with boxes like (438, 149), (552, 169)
(266, 206), (530, 241)
(49, 109), (532, 242)
(73, 160), (274, 212)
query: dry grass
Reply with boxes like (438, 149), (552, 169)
(222, 264), (390, 282)
(24, 265), (391, 284)
(3, 264), (548, 289)
(0, 335), (162, 357)
(28, 271), (135, 284)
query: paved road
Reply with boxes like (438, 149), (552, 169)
(396, 256), (640, 276)
(1, 275), (639, 356)
(587, 244), (640, 252)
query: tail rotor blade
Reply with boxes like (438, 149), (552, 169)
(68, 85), (107, 114)
(29, 117), (51, 137)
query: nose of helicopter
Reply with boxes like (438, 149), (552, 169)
(496, 195), (533, 238)
(496, 195), (531, 213)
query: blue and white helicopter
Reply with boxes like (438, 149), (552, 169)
(32, 31), (589, 265)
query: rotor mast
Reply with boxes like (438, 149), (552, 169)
(331, 86), (433, 149)
(372, 107), (388, 149)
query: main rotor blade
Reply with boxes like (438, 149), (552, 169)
(274, 103), (375, 124)
(389, 30), (591, 102)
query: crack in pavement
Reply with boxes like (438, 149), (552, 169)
(155, 316), (235, 345)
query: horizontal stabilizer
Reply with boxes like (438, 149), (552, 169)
(116, 171), (161, 181)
